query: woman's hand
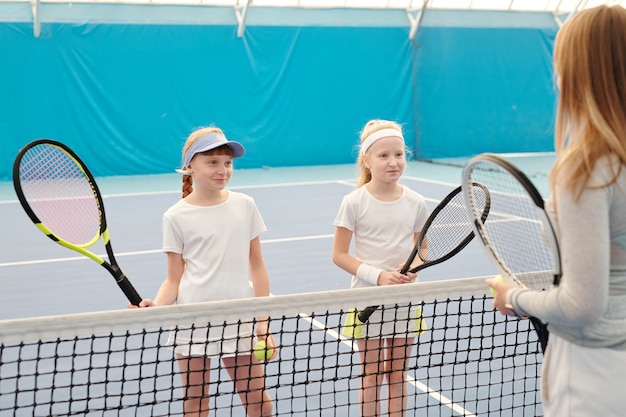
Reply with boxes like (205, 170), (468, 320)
(486, 277), (520, 317)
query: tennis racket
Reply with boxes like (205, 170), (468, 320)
(356, 183), (491, 324)
(462, 153), (561, 352)
(13, 139), (143, 306)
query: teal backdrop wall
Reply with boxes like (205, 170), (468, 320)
(0, 7), (558, 180)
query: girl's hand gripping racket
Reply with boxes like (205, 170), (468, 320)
(356, 183), (491, 324)
(13, 139), (143, 306)
(461, 154), (561, 352)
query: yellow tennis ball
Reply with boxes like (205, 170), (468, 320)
(253, 340), (274, 362)
(490, 275), (505, 297)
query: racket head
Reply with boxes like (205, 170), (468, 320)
(406, 183), (490, 274)
(462, 154), (561, 290)
(13, 139), (106, 248)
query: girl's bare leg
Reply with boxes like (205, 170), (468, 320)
(358, 338), (386, 416)
(385, 337), (414, 417)
(223, 354), (274, 417)
(176, 354), (212, 417)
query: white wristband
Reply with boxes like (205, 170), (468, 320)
(356, 263), (383, 286)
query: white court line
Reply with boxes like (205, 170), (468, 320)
(497, 152), (555, 157)
(0, 175), (458, 204)
(0, 189), (445, 269)
(402, 175), (459, 188)
(0, 180), (344, 204)
(0, 234), (336, 267)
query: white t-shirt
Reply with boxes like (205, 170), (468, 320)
(333, 185), (430, 338)
(333, 185), (429, 288)
(162, 190), (267, 356)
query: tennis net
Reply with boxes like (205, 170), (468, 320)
(0, 276), (543, 416)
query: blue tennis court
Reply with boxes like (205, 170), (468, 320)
(0, 160), (511, 318)
(0, 156), (551, 416)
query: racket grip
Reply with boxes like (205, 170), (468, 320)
(530, 317), (549, 353)
(357, 305), (379, 324)
(116, 274), (143, 306)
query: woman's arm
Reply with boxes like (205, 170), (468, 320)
(510, 183), (609, 325)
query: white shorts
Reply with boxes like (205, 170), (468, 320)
(542, 333), (626, 416)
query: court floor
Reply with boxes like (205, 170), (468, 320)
(0, 156), (552, 416)
(0, 160), (502, 319)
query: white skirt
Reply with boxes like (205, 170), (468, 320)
(166, 321), (255, 357)
(542, 333), (626, 416)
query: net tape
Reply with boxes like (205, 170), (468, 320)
(0, 277), (544, 416)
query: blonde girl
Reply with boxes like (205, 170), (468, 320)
(332, 119), (428, 417)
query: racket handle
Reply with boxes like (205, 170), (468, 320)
(530, 317), (549, 353)
(357, 305), (379, 324)
(116, 273), (143, 306)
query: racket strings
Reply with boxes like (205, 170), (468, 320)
(467, 162), (556, 291)
(18, 144), (101, 245)
(419, 185), (488, 261)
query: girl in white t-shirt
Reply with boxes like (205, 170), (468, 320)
(332, 119), (429, 417)
(131, 127), (276, 417)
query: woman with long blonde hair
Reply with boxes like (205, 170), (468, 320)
(488, 5), (626, 415)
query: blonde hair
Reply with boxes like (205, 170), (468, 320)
(356, 119), (405, 187)
(550, 5), (626, 201)
(180, 126), (234, 198)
